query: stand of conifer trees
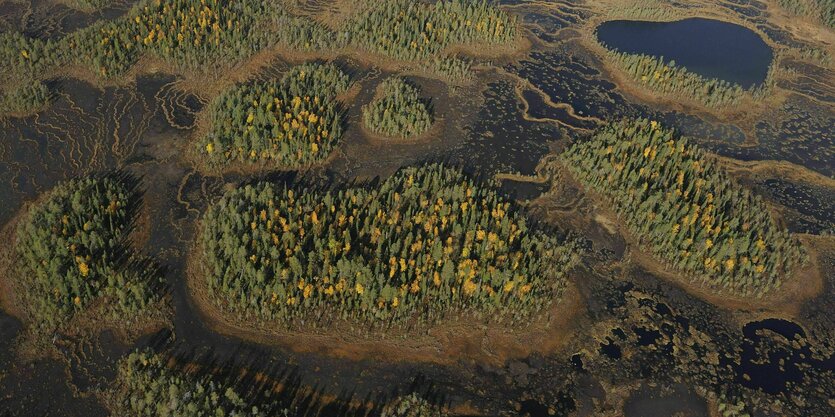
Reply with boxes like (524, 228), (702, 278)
(563, 119), (805, 297)
(197, 164), (580, 330)
(0, 79), (50, 115)
(0, 0), (517, 83)
(14, 175), (163, 332)
(779, 0), (835, 29)
(345, 0), (517, 61)
(108, 350), (293, 417)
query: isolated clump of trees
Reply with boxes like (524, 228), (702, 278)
(13, 175), (164, 332)
(363, 77), (433, 139)
(108, 350), (293, 417)
(381, 394), (449, 417)
(201, 62), (351, 169)
(0, 79), (50, 115)
(601, 49), (765, 108)
(197, 164), (580, 331)
(563, 119), (806, 297)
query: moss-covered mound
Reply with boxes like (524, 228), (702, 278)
(563, 119), (806, 296)
(363, 77), (433, 139)
(13, 175), (164, 332)
(200, 62), (351, 170)
(196, 164), (580, 330)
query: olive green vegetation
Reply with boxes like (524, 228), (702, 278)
(601, 49), (767, 108)
(381, 394), (448, 417)
(363, 77), (433, 139)
(13, 175), (164, 332)
(108, 350), (293, 417)
(197, 164), (580, 331)
(779, 0), (835, 29)
(563, 119), (805, 297)
(0, 0), (517, 83)
(201, 62), (351, 169)
(0, 79), (50, 115)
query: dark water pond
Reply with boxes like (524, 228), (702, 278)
(596, 18), (773, 88)
(737, 319), (835, 394)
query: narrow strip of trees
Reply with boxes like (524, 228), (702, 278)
(601, 49), (766, 108)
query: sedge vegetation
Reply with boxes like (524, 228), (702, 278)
(13, 175), (164, 333)
(108, 350), (293, 417)
(201, 62), (351, 169)
(563, 119), (806, 297)
(778, 0), (835, 29)
(601, 49), (766, 108)
(0, 79), (51, 115)
(381, 394), (448, 417)
(363, 77), (433, 139)
(197, 164), (580, 331)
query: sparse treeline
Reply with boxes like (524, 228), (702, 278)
(381, 394), (448, 417)
(423, 56), (473, 83)
(0, 0), (517, 83)
(0, 79), (51, 115)
(563, 119), (805, 297)
(201, 62), (351, 169)
(601, 1), (686, 21)
(197, 164), (580, 331)
(13, 175), (165, 332)
(345, 0), (517, 61)
(602, 49), (764, 108)
(778, 0), (835, 29)
(363, 77), (433, 139)
(107, 350), (293, 417)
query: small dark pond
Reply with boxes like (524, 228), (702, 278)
(596, 18), (773, 88)
(737, 318), (835, 394)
